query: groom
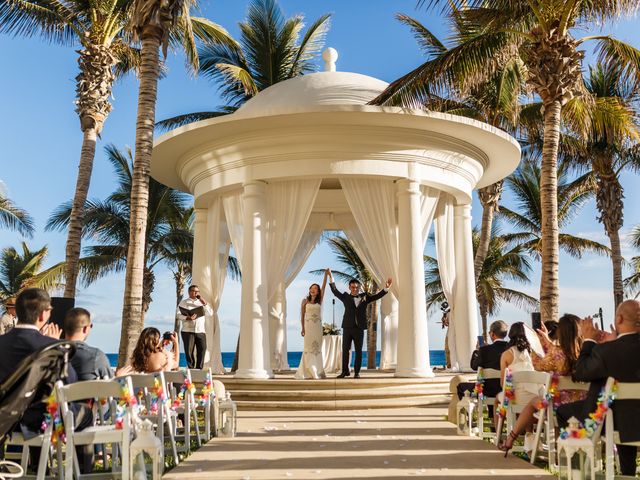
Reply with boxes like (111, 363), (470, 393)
(328, 269), (392, 378)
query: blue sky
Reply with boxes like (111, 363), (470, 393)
(1, 0), (639, 354)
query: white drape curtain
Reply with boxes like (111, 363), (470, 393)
(265, 180), (321, 370)
(203, 198), (231, 374)
(222, 192), (245, 269)
(434, 195), (458, 368)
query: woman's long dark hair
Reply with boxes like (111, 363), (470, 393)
(507, 322), (531, 353)
(131, 327), (162, 372)
(306, 283), (322, 304)
(557, 313), (582, 375)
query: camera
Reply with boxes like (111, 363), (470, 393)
(440, 301), (450, 313)
(162, 331), (173, 341)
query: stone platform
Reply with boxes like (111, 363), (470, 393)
(214, 371), (470, 410)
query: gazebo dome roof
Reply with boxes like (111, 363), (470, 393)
(237, 71), (389, 117)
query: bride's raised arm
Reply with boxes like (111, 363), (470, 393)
(320, 268), (329, 302)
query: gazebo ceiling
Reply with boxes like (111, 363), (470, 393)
(151, 49), (521, 207)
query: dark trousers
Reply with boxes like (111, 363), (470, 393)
(342, 328), (364, 375)
(181, 331), (206, 369)
(557, 401), (638, 476)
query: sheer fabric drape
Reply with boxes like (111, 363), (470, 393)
(264, 181), (321, 370)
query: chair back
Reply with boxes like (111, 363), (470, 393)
(511, 371), (550, 403)
(56, 377), (135, 420)
(556, 375), (589, 391)
(481, 368), (501, 380)
(188, 368), (212, 384)
(612, 381), (640, 401)
(163, 371), (187, 385)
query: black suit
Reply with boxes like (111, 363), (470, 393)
(556, 333), (640, 475)
(330, 283), (388, 376)
(0, 326), (93, 471)
(457, 340), (508, 401)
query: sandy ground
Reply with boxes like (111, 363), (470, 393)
(163, 406), (552, 480)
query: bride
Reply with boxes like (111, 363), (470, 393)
(295, 269), (329, 379)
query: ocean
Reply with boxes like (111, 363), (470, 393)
(107, 350), (447, 369)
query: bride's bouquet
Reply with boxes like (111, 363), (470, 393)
(322, 323), (341, 336)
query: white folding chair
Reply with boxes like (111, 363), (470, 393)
(495, 370), (551, 454)
(188, 369), (217, 441)
(476, 368), (501, 440)
(55, 378), (134, 480)
(126, 373), (179, 466)
(163, 371), (202, 451)
(530, 375), (590, 469)
(603, 380), (640, 480)
(4, 422), (62, 480)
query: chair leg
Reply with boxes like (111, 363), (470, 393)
(64, 436), (74, 480)
(37, 430), (52, 480)
(494, 414), (504, 446)
(530, 406), (546, 464)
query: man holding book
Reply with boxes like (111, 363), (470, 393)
(176, 285), (212, 369)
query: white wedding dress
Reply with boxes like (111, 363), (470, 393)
(295, 302), (326, 379)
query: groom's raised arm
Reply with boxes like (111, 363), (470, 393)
(364, 277), (392, 304)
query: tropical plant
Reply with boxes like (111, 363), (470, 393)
(46, 145), (193, 317)
(0, 193), (35, 237)
(374, 0), (640, 322)
(157, 0), (331, 131)
(499, 161), (611, 260)
(624, 224), (640, 298)
(424, 229), (538, 339)
(565, 63), (640, 308)
(0, 242), (64, 301)
(312, 236), (379, 369)
(120, 0), (237, 366)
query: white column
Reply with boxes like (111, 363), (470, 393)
(395, 179), (433, 377)
(236, 181), (273, 379)
(453, 203), (479, 371)
(379, 293), (398, 370)
(190, 208), (214, 363)
(269, 282), (290, 371)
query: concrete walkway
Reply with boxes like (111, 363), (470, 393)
(164, 406), (552, 479)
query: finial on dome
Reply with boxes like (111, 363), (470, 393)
(322, 47), (338, 72)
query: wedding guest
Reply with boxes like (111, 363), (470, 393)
(498, 314), (585, 454)
(130, 327), (179, 373)
(457, 320), (508, 400)
(556, 300), (640, 476)
(63, 307), (112, 381)
(0, 297), (17, 335)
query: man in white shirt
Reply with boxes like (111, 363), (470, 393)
(176, 285), (213, 369)
(0, 297), (17, 335)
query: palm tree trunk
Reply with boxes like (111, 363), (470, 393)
(539, 100), (562, 323)
(474, 182), (502, 284)
(609, 228), (624, 308)
(366, 299), (379, 369)
(118, 29), (162, 367)
(63, 127), (98, 298)
(479, 299), (488, 341)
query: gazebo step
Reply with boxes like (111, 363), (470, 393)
(235, 394), (451, 410)
(230, 384), (447, 401)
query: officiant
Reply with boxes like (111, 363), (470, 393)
(176, 285), (213, 368)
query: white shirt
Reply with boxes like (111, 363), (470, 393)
(176, 297), (213, 334)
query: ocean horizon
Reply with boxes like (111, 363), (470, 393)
(107, 350), (447, 369)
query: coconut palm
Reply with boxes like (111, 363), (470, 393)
(565, 63), (640, 308)
(157, 0), (331, 131)
(0, 193), (35, 237)
(0, 242), (64, 301)
(425, 229), (538, 339)
(499, 162), (610, 260)
(624, 224), (640, 298)
(375, 0), (640, 322)
(120, 0), (237, 365)
(312, 236), (380, 369)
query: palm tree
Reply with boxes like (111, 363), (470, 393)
(565, 63), (640, 308)
(157, 0), (331, 131)
(0, 193), (35, 237)
(121, 0), (237, 365)
(0, 242), (64, 301)
(313, 236), (380, 369)
(47, 144), (192, 320)
(374, 0), (640, 322)
(499, 162), (610, 260)
(624, 224), (640, 298)
(424, 229), (538, 339)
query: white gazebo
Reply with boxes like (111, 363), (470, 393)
(151, 48), (521, 379)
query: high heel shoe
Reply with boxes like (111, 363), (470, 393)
(498, 430), (518, 457)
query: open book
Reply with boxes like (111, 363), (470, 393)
(179, 305), (205, 318)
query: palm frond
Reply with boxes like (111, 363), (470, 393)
(0, 194), (35, 237)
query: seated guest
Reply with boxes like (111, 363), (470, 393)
(557, 300), (640, 476)
(130, 327), (179, 373)
(457, 320), (508, 400)
(499, 314), (585, 454)
(0, 289), (93, 472)
(544, 320), (559, 342)
(0, 297), (17, 335)
(63, 308), (112, 381)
